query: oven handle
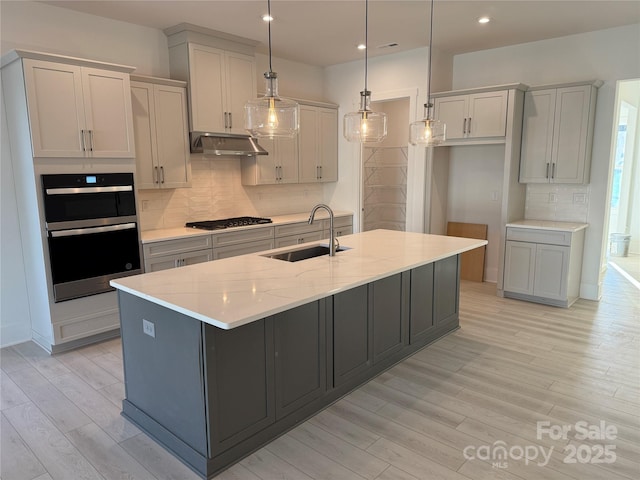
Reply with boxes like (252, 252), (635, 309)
(50, 222), (137, 238)
(45, 185), (133, 195)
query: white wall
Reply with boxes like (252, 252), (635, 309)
(324, 46), (453, 232)
(452, 24), (640, 299)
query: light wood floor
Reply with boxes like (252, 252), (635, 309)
(2, 267), (639, 480)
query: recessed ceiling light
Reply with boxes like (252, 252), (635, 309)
(262, 14), (273, 22)
(357, 44), (366, 50)
(478, 16), (491, 24)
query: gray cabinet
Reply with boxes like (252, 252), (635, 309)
(331, 285), (370, 387)
(409, 263), (434, 344)
(273, 302), (326, 419)
(143, 235), (213, 272)
(434, 255), (459, 325)
(205, 319), (275, 453)
(371, 273), (407, 364)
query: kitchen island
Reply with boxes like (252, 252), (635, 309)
(110, 229), (487, 478)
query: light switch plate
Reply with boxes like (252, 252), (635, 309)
(142, 319), (155, 338)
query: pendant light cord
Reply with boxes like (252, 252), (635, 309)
(364, 0), (369, 92)
(268, 0), (273, 73)
(427, 0), (434, 106)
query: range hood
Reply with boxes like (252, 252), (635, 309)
(191, 132), (268, 156)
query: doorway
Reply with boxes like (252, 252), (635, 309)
(362, 98), (410, 232)
(606, 79), (640, 286)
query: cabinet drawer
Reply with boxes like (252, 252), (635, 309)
(506, 228), (571, 246)
(143, 235), (213, 258)
(213, 238), (275, 260)
(275, 222), (322, 238)
(274, 231), (324, 249)
(213, 227), (274, 247)
(322, 216), (352, 231)
(144, 248), (213, 273)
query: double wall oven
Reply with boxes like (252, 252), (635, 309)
(42, 173), (142, 302)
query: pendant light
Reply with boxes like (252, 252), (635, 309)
(245, 0), (299, 138)
(409, 0), (445, 146)
(343, 0), (388, 143)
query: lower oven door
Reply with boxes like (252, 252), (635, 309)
(47, 222), (142, 302)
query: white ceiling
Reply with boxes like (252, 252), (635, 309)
(41, 1), (640, 67)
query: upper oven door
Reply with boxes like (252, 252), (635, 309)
(42, 173), (137, 224)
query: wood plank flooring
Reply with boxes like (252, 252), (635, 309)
(2, 266), (639, 480)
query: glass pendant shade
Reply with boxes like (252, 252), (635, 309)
(409, 118), (446, 146)
(344, 90), (388, 143)
(245, 72), (299, 138)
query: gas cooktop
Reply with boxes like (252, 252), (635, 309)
(186, 216), (272, 230)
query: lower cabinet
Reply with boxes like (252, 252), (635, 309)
(503, 227), (584, 307)
(143, 235), (213, 272)
(372, 273), (406, 364)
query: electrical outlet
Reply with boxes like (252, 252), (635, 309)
(573, 193), (587, 204)
(490, 191), (499, 202)
(142, 319), (155, 338)
(141, 200), (150, 211)
(549, 193), (558, 203)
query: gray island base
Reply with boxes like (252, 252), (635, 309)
(113, 230), (486, 478)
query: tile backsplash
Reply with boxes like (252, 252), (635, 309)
(137, 156), (324, 231)
(524, 184), (590, 223)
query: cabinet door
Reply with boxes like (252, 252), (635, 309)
(205, 319), (275, 453)
(434, 255), (459, 325)
(81, 67), (135, 158)
(371, 274), (405, 364)
(277, 137), (300, 183)
(225, 52), (256, 135)
(298, 105), (319, 183)
(503, 241), (536, 295)
(131, 82), (159, 189)
(434, 95), (467, 140)
(255, 137), (279, 184)
(552, 85), (592, 184)
(274, 301), (326, 419)
(519, 89), (556, 183)
(23, 59), (86, 157)
(332, 285), (370, 387)
(188, 44), (226, 133)
(318, 107), (338, 182)
(468, 91), (507, 138)
(533, 244), (569, 301)
(409, 263), (434, 345)
(212, 239), (274, 259)
(153, 84), (191, 188)
(274, 231), (324, 248)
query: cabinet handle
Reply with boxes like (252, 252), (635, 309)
(319, 165), (323, 179)
(175, 259), (180, 268)
(316, 165), (320, 180)
(80, 130), (86, 152)
(228, 112), (232, 129)
(224, 112), (228, 129)
(88, 130), (94, 151)
(462, 118), (467, 134)
(546, 163), (550, 179)
(467, 118), (471, 135)
(154, 166), (159, 184)
(551, 163), (556, 180)
(160, 166), (165, 184)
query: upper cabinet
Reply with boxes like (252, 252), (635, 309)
(21, 57), (135, 158)
(298, 104), (338, 183)
(241, 137), (298, 185)
(131, 76), (191, 189)
(432, 89), (510, 144)
(519, 81), (601, 184)
(165, 24), (258, 137)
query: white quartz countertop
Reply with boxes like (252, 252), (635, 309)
(140, 211), (353, 244)
(112, 229), (487, 330)
(506, 219), (588, 232)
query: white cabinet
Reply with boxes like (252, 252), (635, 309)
(131, 76), (191, 189)
(433, 90), (508, 142)
(298, 104), (338, 183)
(241, 136), (298, 185)
(212, 227), (274, 259)
(143, 235), (213, 272)
(22, 58), (135, 158)
(519, 82), (600, 184)
(503, 226), (585, 307)
(168, 41), (256, 136)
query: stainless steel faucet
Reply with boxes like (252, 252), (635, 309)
(308, 204), (336, 256)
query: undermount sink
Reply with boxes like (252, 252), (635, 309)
(263, 244), (350, 262)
